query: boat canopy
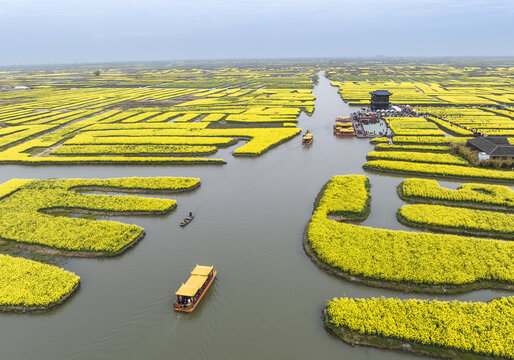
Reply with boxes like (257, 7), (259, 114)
(191, 265), (213, 276)
(175, 265), (213, 297)
(176, 275), (208, 297)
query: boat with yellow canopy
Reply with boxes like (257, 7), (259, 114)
(302, 131), (314, 145)
(174, 265), (216, 312)
(334, 119), (356, 136)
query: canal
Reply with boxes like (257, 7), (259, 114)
(0, 73), (508, 360)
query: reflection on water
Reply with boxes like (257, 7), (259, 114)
(0, 73), (509, 360)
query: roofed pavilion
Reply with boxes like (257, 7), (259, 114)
(370, 90), (392, 110)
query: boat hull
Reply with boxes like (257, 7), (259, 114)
(180, 215), (194, 227)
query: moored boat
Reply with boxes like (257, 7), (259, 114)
(174, 265), (216, 312)
(335, 116), (352, 123)
(333, 122), (356, 136)
(334, 130), (356, 137)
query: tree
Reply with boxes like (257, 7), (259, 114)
(94, 70), (101, 76)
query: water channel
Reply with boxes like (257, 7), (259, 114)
(0, 73), (509, 360)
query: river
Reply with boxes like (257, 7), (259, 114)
(0, 73), (509, 360)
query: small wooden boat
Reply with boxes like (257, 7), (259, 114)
(174, 265), (216, 312)
(180, 213), (194, 227)
(302, 132), (314, 145)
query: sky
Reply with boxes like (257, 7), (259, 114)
(0, 0), (513, 66)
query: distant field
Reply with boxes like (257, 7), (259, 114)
(0, 65), (316, 164)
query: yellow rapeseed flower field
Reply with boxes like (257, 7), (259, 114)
(400, 178), (514, 209)
(307, 175), (514, 286)
(364, 160), (514, 181)
(0, 177), (199, 255)
(326, 296), (514, 358)
(0, 254), (79, 308)
(398, 204), (514, 238)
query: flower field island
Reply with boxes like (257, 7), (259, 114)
(397, 204), (514, 239)
(307, 175), (514, 359)
(324, 297), (514, 359)
(0, 65), (316, 165)
(398, 178), (514, 211)
(314, 175), (371, 221)
(304, 175), (514, 293)
(397, 178), (514, 245)
(0, 177), (199, 256)
(366, 151), (469, 165)
(0, 254), (80, 312)
(364, 160), (514, 182)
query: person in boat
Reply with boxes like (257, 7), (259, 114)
(183, 212), (193, 222)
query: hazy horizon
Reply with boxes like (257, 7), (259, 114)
(1, 0), (513, 66)
(3, 56), (514, 70)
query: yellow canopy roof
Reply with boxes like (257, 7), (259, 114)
(176, 275), (208, 297)
(191, 265), (213, 276)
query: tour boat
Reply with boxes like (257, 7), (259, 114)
(174, 265), (216, 312)
(302, 132), (314, 145)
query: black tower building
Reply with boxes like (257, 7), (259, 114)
(370, 90), (392, 110)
